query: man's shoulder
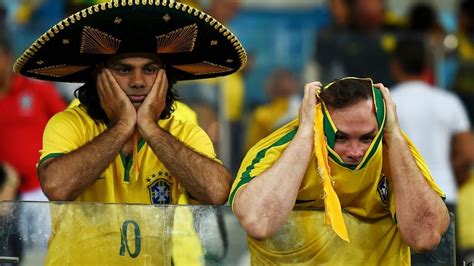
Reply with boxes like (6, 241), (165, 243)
(158, 116), (204, 134)
(246, 119), (299, 157)
(49, 105), (95, 126)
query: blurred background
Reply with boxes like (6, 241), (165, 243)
(0, 0), (473, 265)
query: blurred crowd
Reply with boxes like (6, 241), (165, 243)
(0, 0), (473, 264)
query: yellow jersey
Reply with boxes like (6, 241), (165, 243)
(230, 118), (444, 265)
(246, 97), (296, 151)
(39, 105), (215, 265)
(39, 105), (217, 204)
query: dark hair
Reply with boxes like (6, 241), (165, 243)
(0, 162), (5, 188)
(408, 3), (437, 32)
(74, 66), (179, 123)
(392, 37), (426, 75)
(320, 78), (373, 108)
(460, 0), (474, 34)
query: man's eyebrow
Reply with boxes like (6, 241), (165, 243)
(363, 128), (378, 136)
(336, 129), (378, 137)
(144, 62), (161, 66)
(108, 62), (131, 67)
(363, 132), (377, 137)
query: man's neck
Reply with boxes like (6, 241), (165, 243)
(397, 74), (424, 83)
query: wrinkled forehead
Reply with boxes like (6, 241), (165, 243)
(328, 98), (378, 130)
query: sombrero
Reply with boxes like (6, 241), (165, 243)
(13, 0), (247, 82)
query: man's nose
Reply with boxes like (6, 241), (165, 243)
(130, 71), (145, 88)
(347, 142), (364, 160)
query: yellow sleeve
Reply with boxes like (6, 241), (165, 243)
(38, 107), (91, 167)
(229, 119), (299, 209)
(175, 120), (219, 163)
(172, 101), (199, 125)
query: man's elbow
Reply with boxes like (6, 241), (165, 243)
(409, 231), (443, 252)
(205, 178), (231, 205)
(40, 174), (75, 201)
(407, 218), (449, 252)
(206, 192), (229, 205)
(237, 211), (275, 241)
(42, 185), (74, 201)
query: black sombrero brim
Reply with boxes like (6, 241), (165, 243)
(13, 0), (247, 82)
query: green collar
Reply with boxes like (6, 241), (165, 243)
(321, 83), (386, 170)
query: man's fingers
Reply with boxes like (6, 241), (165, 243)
(303, 81), (321, 105)
(104, 69), (122, 96)
(374, 83), (392, 101)
(158, 69), (168, 99)
(149, 69), (161, 95)
(374, 83), (389, 93)
(304, 81), (322, 91)
(151, 69), (166, 100)
(96, 71), (108, 100)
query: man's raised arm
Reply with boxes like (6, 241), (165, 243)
(232, 82), (320, 240)
(378, 84), (450, 252)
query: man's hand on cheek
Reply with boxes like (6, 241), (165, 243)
(96, 69), (136, 131)
(137, 69), (168, 130)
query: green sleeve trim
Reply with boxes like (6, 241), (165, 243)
(37, 153), (64, 176)
(229, 128), (297, 207)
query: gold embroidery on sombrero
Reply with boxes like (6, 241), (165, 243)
(28, 65), (89, 77)
(172, 61), (233, 75)
(156, 23), (198, 53)
(13, 0), (247, 81)
(80, 26), (121, 55)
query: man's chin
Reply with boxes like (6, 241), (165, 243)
(344, 160), (361, 166)
(132, 102), (142, 110)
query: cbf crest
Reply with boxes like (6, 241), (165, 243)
(377, 174), (390, 208)
(148, 179), (172, 204)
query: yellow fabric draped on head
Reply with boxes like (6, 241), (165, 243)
(313, 77), (386, 242)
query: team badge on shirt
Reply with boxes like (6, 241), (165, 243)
(377, 174), (389, 208)
(148, 178), (171, 204)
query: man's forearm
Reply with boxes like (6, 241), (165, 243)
(142, 124), (231, 204)
(40, 124), (132, 201)
(234, 127), (313, 240)
(386, 130), (449, 251)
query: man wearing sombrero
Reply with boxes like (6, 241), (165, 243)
(14, 0), (245, 264)
(230, 78), (450, 265)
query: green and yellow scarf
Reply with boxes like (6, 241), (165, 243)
(313, 77), (386, 242)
